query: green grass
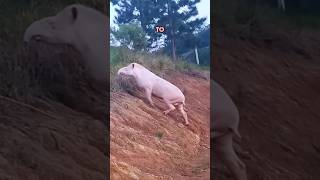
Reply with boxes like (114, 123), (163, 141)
(155, 131), (164, 139)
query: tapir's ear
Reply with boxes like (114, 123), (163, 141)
(71, 6), (78, 22)
(132, 63), (135, 68)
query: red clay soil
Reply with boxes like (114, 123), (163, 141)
(213, 31), (320, 180)
(0, 98), (107, 180)
(0, 44), (109, 179)
(110, 72), (210, 180)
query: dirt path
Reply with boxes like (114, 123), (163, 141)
(110, 72), (210, 180)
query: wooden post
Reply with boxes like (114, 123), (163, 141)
(195, 46), (199, 65)
(168, 2), (177, 62)
(278, 0), (286, 11)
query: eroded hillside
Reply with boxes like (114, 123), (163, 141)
(213, 31), (320, 180)
(0, 42), (109, 180)
(110, 72), (210, 180)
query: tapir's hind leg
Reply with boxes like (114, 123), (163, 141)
(177, 104), (189, 125)
(215, 133), (247, 180)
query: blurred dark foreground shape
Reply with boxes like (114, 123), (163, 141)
(0, 37), (109, 180)
(0, 3), (109, 180)
(212, 0), (320, 179)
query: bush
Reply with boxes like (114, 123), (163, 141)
(111, 23), (148, 51)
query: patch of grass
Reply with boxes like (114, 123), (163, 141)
(110, 47), (176, 73)
(175, 59), (209, 72)
(155, 131), (164, 139)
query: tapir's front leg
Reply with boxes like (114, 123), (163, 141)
(144, 87), (155, 107)
(163, 99), (176, 115)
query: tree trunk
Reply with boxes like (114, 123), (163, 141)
(195, 46), (199, 65)
(168, 2), (177, 62)
(171, 33), (177, 62)
(278, 0), (286, 11)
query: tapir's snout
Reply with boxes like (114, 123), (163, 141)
(117, 69), (122, 76)
(24, 20), (43, 42)
(117, 67), (126, 76)
(23, 17), (54, 43)
(23, 28), (32, 42)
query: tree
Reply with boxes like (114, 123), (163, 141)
(111, 0), (206, 62)
(111, 0), (159, 45)
(175, 25), (210, 65)
(173, 25), (209, 55)
(111, 23), (148, 51)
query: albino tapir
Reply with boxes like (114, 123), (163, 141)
(23, 4), (108, 83)
(213, 80), (247, 180)
(118, 63), (189, 125)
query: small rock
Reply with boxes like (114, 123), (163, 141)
(177, 123), (184, 128)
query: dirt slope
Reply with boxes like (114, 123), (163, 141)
(213, 31), (320, 180)
(0, 43), (109, 180)
(110, 72), (210, 180)
(0, 98), (107, 180)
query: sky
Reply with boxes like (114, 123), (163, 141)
(110, 0), (210, 28)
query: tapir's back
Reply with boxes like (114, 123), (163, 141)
(136, 65), (184, 102)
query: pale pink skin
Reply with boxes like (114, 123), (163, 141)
(118, 63), (189, 125)
(23, 4), (108, 83)
(212, 80), (247, 180)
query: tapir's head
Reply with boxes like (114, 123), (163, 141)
(24, 4), (107, 50)
(24, 4), (108, 83)
(24, 5), (81, 44)
(117, 63), (140, 76)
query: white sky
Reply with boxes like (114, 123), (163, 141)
(110, 0), (210, 27)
